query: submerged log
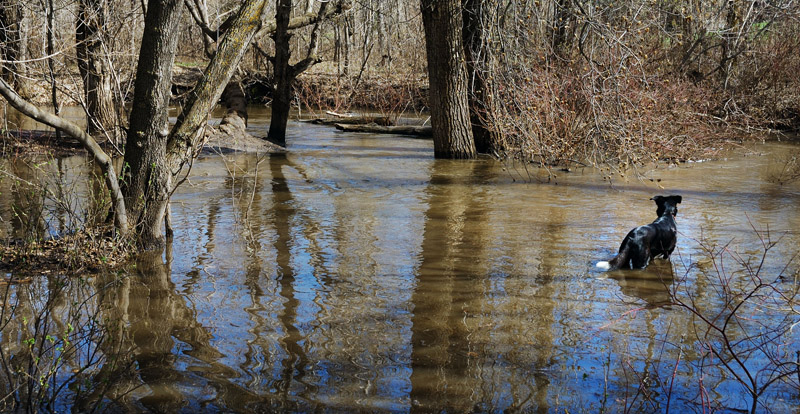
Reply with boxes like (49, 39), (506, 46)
(333, 123), (432, 138)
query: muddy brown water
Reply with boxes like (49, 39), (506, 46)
(1, 107), (799, 412)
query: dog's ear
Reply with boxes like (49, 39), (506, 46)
(651, 196), (666, 217)
(670, 195), (682, 204)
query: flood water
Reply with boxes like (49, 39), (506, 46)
(1, 107), (799, 412)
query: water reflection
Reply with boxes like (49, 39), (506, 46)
(1, 117), (799, 412)
(605, 261), (674, 307)
(410, 160), (495, 412)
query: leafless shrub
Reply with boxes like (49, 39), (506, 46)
(766, 150), (800, 185)
(612, 226), (799, 413)
(671, 227), (799, 413)
(0, 274), (133, 412)
(470, 0), (800, 172)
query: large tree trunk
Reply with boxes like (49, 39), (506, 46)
(267, 0), (293, 146)
(0, 0), (29, 97)
(462, 0), (502, 155)
(77, 0), (123, 146)
(420, 0), (476, 159)
(122, 0), (185, 249)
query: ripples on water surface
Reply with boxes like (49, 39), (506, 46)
(1, 110), (799, 412)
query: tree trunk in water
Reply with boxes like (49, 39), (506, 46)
(266, 0), (333, 146)
(267, 0), (293, 146)
(77, 0), (122, 146)
(420, 0), (475, 159)
(462, 0), (502, 154)
(123, 0), (184, 249)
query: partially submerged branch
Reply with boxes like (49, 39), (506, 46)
(0, 76), (129, 235)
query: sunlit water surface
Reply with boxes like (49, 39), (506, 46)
(1, 107), (799, 412)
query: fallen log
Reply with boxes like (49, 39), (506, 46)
(333, 123), (432, 138)
(306, 115), (393, 126)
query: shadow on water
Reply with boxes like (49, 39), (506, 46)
(1, 117), (799, 412)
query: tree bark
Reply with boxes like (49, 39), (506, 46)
(167, 0), (269, 165)
(420, 0), (476, 159)
(0, 1), (29, 97)
(122, 0), (185, 249)
(267, 0), (293, 146)
(462, 0), (502, 154)
(77, 0), (122, 146)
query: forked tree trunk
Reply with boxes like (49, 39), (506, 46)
(0, 0), (272, 247)
(420, 0), (476, 159)
(266, 0), (334, 146)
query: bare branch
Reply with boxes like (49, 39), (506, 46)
(0, 75), (129, 234)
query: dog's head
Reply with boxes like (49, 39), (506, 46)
(651, 195), (682, 217)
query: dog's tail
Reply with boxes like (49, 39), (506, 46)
(595, 260), (612, 270)
(596, 245), (631, 271)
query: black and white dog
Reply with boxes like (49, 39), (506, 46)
(596, 195), (682, 270)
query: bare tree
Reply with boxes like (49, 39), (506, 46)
(265, 0), (349, 145)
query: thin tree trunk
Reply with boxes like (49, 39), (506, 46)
(183, 0), (216, 57)
(45, 0), (61, 141)
(267, 0), (293, 146)
(551, 0), (574, 56)
(720, 0), (741, 89)
(421, 0), (476, 159)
